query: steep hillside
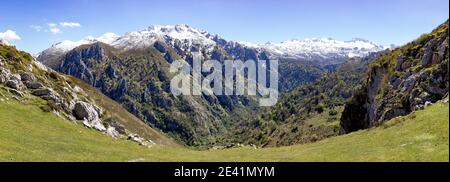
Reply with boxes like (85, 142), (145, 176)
(48, 42), (262, 146)
(68, 77), (179, 146)
(2, 90), (447, 161)
(341, 20), (449, 133)
(0, 43), (178, 147)
(233, 52), (382, 147)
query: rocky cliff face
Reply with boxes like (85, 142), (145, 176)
(51, 40), (262, 145)
(340, 21), (449, 133)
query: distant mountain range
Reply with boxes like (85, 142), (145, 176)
(241, 38), (391, 59)
(38, 24), (389, 64)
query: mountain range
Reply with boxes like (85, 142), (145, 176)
(38, 24), (388, 67)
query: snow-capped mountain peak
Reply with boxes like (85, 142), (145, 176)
(111, 24), (216, 50)
(36, 33), (120, 69)
(145, 24), (212, 39)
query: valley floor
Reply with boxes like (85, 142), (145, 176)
(0, 95), (448, 161)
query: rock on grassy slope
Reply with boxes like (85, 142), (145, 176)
(1, 86), (447, 161)
(0, 42), (178, 147)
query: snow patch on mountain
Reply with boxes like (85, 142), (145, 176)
(96, 33), (121, 45)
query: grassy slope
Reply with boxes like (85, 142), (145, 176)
(1, 43), (178, 148)
(68, 77), (180, 147)
(0, 89), (448, 161)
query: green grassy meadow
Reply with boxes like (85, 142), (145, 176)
(0, 88), (448, 162)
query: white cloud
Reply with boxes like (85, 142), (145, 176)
(30, 21), (81, 35)
(49, 27), (61, 34)
(29, 25), (42, 32)
(60, 22), (81, 28)
(0, 30), (21, 41)
(47, 23), (57, 28)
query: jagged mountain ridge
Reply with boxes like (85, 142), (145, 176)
(241, 38), (388, 61)
(38, 24), (388, 94)
(39, 24), (387, 67)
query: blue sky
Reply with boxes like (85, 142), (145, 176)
(0, 0), (448, 54)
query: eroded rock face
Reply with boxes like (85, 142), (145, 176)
(0, 67), (11, 83)
(340, 21), (449, 134)
(106, 126), (119, 138)
(153, 41), (167, 53)
(5, 74), (25, 90)
(73, 101), (106, 131)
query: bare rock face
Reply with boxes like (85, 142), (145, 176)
(340, 21), (449, 134)
(0, 67), (11, 83)
(106, 126), (119, 138)
(4, 74), (25, 90)
(1, 68), (27, 91)
(73, 101), (106, 131)
(19, 72), (44, 89)
(2, 68), (42, 90)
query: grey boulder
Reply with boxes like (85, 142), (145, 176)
(5, 79), (25, 90)
(73, 101), (106, 131)
(25, 81), (44, 89)
(32, 88), (53, 96)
